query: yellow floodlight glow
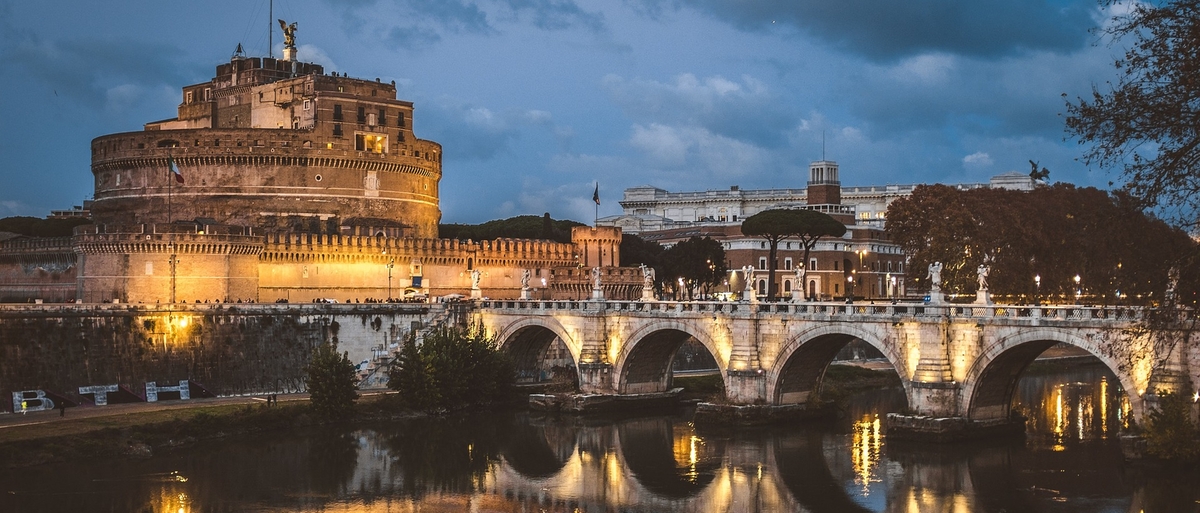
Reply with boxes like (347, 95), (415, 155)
(177, 317), (189, 329)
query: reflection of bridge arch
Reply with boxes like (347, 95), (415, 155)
(616, 417), (721, 499)
(492, 318), (579, 384)
(767, 323), (908, 405)
(774, 430), (873, 513)
(614, 319), (728, 395)
(961, 329), (1143, 421)
(501, 413), (579, 479)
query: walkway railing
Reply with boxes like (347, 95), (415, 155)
(475, 299), (1167, 323)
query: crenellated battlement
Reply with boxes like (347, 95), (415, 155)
(72, 224), (263, 256)
(259, 231), (575, 267)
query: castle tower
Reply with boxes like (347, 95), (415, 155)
(572, 226), (621, 268)
(806, 160), (841, 205)
(90, 53), (442, 238)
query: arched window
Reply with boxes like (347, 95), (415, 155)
(757, 280), (767, 295)
(783, 280), (792, 292)
(809, 280), (816, 298)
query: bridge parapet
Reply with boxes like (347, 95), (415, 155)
(477, 299), (1153, 327)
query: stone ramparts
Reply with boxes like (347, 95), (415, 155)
(0, 303), (442, 411)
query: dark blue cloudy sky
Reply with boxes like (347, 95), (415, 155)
(0, 0), (1129, 223)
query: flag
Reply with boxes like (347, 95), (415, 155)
(168, 156), (184, 184)
(592, 183), (600, 205)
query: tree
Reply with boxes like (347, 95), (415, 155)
(741, 209), (846, 301)
(886, 183), (1198, 303)
(439, 214), (585, 243)
(305, 340), (359, 419)
(1065, 0), (1200, 232)
(388, 323), (515, 412)
(660, 236), (727, 300)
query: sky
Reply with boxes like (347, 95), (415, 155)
(0, 0), (1132, 224)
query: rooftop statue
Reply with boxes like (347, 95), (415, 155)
(278, 19), (297, 48)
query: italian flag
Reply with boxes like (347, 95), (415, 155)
(168, 156), (184, 184)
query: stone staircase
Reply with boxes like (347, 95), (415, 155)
(356, 301), (474, 388)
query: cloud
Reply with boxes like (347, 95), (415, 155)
(633, 0), (1097, 61)
(500, 0), (606, 32)
(603, 73), (794, 147)
(962, 151), (994, 169)
(423, 101), (574, 160)
(627, 123), (770, 180)
(2, 34), (191, 108)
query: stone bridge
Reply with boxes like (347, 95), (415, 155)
(474, 300), (1200, 424)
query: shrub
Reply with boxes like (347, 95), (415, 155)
(1145, 387), (1200, 462)
(305, 341), (359, 420)
(388, 323), (515, 412)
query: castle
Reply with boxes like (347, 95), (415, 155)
(0, 36), (632, 304)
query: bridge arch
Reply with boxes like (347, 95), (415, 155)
(960, 328), (1144, 422)
(490, 317), (581, 385)
(767, 323), (908, 405)
(613, 319), (730, 395)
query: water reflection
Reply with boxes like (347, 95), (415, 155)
(2, 363), (1198, 512)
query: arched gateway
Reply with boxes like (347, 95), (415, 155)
(476, 300), (1197, 428)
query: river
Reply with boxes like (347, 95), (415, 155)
(2, 361), (1198, 512)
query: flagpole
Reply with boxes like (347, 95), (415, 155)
(168, 154), (176, 305)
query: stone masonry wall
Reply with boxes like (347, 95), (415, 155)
(0, 303), (438, 411)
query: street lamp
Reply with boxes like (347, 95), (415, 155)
(889, 274), (897, 304)
(386, 257), (395, 301)
(1034, 274), (1041, 305)
(846, 273), (854, 304)
(1074, 274), (1081, 302)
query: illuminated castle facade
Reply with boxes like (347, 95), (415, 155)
(0, 43), (632, 304)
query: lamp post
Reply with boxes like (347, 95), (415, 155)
(1034, 274), (1041, 305)
(1074, 274), (1081, 302)
(386, 257), (394, 301)
(846, 273), (854, 304)
(889, 274), (897, 304)
(856, 249), (868, 299)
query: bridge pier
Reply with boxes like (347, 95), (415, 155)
(725, 369), (767, 403)
(578, 362), (613, 394)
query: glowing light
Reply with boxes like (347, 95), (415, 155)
(851, 414), (882, 495)
(1101, 377), (1109, 437)
(177, 317), (188, 329)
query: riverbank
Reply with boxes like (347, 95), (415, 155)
(0, 392), (425, 469)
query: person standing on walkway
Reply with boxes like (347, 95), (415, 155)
(20, 400), (27, 415)
(59, 402), (66, 417)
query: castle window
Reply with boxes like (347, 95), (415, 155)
(185, 91), (193, 103)
(333, 104), (343, 121)
(357, 107), (366, 124)
(810, 259), (817, 270)
(355, 133), (387, 153)
(784, 258), (793, 270)
(204, 88), (211, 101)
(303, 99), (311, 110)
(758, 257), (767, 270)
(378, 109), (386, 125)
(214, 139), (220, 146)
(397, 112), (406, 128)
(333, 124), (343, 136)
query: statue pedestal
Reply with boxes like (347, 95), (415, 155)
(641, 288), (656, 301)
(470, 288), (482, 300)
(592, 288), (605, 301)
(520, 288), (531, 300)
(747, 290), (758, 304)
(927, 291), (944, 304)
(791, 290), (803, 303)
(974, 290), (992, 305)
(282, 47), (296, 62)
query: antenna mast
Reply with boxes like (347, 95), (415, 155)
(269, 0), (273, 58)
(822, 130), (826, 161)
